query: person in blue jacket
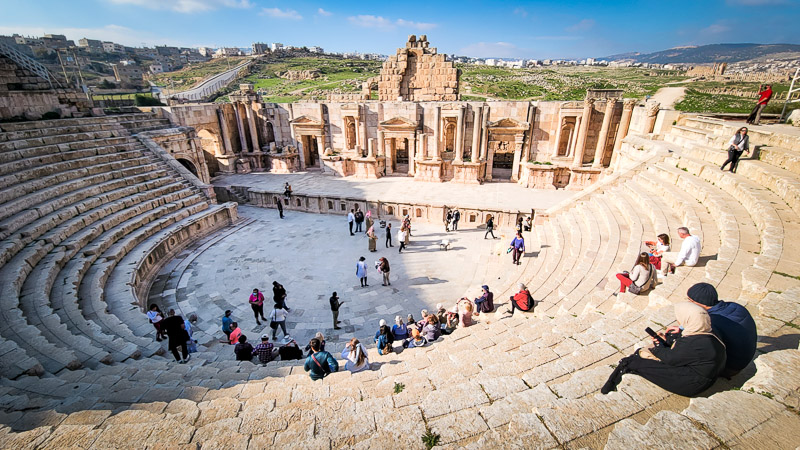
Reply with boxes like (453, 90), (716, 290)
(685, 283), (757, 377)
(303, 338), (338, 380)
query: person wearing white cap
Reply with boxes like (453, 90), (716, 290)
(374, 318), (394, 350)
(392, 315), (408, 340)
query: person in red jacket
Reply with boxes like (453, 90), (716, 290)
(747, 84), (772, 126)
(509, 283), (534, 315)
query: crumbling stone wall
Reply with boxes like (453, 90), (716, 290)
(378, 35), (459, 102)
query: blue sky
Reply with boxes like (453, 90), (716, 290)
(1, 0), (798, 59)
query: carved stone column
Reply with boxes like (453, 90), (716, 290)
(408, 131), (416, 176)
(569, 116), (581, 157)
(470, 106), (482, 161)
(432, 106), (441, 161)
(511, 135), (524, 182)
(366, 137), (374, 158)
(216, 108), (233, 155)
(480, 106), (489, 160)
(645, 101), (660, 134)
(233, 103), (248, 152)
(454, 106), (465, 162)
(613, 99), (636, 152)
(360, 106), (368, 150)
(316, 135), (326, 173)
(246, 102), (260, 152)
(592, 99), (616, 168)
(573, 98), (595, 167)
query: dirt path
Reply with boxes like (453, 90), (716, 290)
(651, 86), (687, 109)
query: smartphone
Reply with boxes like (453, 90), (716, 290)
(645, 327), (669, 347)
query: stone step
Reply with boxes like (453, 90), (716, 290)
(0, 148), (150, 192)
(0, 129), (125, 153)
(0, 169), (173, 243)
(0, 122), (126, 144)
(1, 189), (202, 376)
(0, 153), (155, 207)
(0, 114), (153, 133)
(18, 185), (200, 363)
(0, 136), (135, 165)
(0, 139), (142, 178)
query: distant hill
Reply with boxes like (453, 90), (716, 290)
(600, 43), (800, 64)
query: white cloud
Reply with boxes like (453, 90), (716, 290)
(566, 18), (595, 32)
(459, 41), (524, 58)
(395, 19), (437, 31)
(513, 7), (528, 18)
(0, 24), (182, 47)
(347, 15), (437, 31)
(348, 15), (393, 29)
(701, 22), (731, 34)
(107, 0), (252, 13)
(317, 8), (332, 16)
(260, 7), (303, 20)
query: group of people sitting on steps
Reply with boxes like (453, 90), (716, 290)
(615, 227), (702, 295)
(603, 282), (757, 397)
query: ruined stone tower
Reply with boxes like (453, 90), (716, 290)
(378, 35), (460, 102)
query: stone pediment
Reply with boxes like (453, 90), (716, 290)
(290, 115), (324, 127)
(440, 103), (463, 111)
(379, 116), (418, 130)
(487, 117), (529, 131)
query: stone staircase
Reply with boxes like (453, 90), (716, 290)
(0, 114), (799, 448)
(0, 114), (237, 379)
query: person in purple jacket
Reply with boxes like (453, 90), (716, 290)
(509, 231), (525, 265)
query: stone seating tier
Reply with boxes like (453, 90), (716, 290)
(0, 113), (800, 447)
(0, 114), (235, 378)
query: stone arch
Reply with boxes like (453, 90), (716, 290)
(177, 158), (199, 177)
(197, 128), (222, 175)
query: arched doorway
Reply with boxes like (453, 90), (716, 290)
(178, 158), (199, 178)
(197, 129), (221, 176)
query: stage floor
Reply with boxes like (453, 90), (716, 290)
(212, 172), (578, 212)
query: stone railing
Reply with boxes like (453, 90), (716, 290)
(130, 203), (238, 309)
(239, 187), (527, 230)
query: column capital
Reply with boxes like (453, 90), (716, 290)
(623, 98), (637, 110)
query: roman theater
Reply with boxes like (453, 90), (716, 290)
(1, 36), (799, 448)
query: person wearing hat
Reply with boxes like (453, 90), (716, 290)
(252, 334), (275, 365)
(474, 285), (494, 315)
(679, 282), (757, 377)
(374, 319), (394, 346)
(392, 316), (409, 340)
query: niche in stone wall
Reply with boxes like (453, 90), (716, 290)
(266, 122), (275, 143)
(557, 117), (576, 157)
(344, 117), (357, 149)
(444, 118), (457, 153)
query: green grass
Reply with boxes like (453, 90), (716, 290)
(393, 382), (405, 394)
(150, 56), (249, 91)
(422, 429), (440, 449)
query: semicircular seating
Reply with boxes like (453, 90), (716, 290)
(1, 113), (799, 448)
